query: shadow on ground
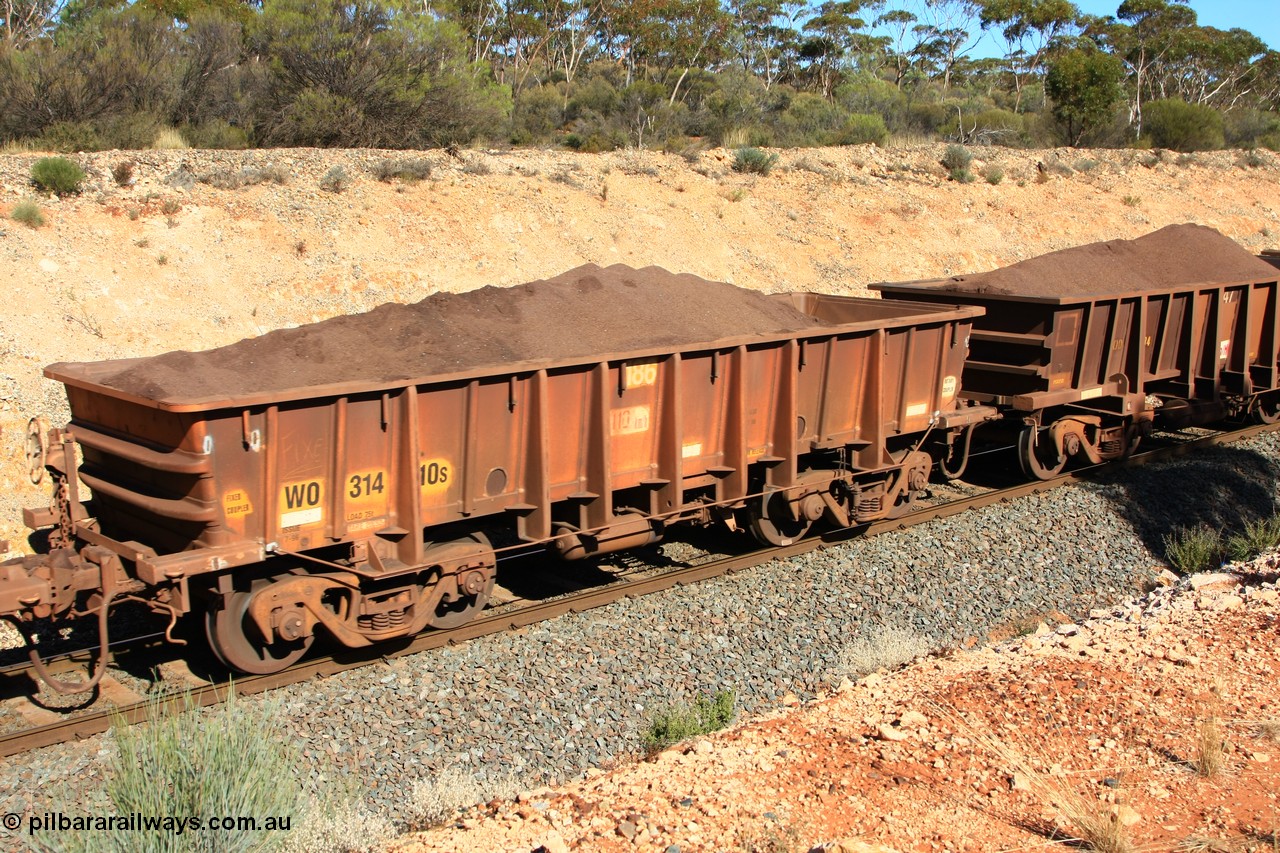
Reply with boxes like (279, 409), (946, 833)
(1095, 443), (1280, 565)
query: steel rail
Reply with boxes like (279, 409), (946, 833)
(2, 420), (1275, 758)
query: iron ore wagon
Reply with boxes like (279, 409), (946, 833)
(874, 225), (1280, 479)
(1, 264), (992, 679)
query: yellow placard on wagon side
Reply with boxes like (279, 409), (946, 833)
(280, 478), (325, 528)
(223, 489), (253, 519)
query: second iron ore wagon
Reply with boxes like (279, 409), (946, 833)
(874, 224), (1280, 479)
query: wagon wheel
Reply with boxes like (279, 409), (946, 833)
(205, 586), (314, 675)
(424, 546), (495, 630)
(1017, 425), (1066, 481)
(1254, 393), (1280, 425)
(25, 417), (47, 486)
(748, 489), (813, 547)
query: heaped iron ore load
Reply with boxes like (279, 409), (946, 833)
(3, 264), (991, 679)
(874, 225), (1280, 480)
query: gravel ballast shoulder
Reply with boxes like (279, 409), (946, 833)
(2, 430), (1278, 835)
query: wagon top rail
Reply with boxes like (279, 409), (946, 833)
(45, 264), (982, 413)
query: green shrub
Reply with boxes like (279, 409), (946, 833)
(509, 85), (566, 144)
(971, 108), (1029, 145)
(950, 168), (975, 183)
(31, 156), (86, 195)
(982, 165), (1004, 185)
(319, 165), (350, 192)
(1225, 516), (1280, 562)
(1163, 524), (1223, 575)
(1224, 108), (1280, 150)
(35, 690), (312, 852)
(642, 690), (736, 755)
(732, 147), (778, 176)
(200, 165), (290, 189)
(837, 113), (888, 146)
(99, 112), (165, 150)
(941, 144), (972, 172)
(11, 199), (45, 228)
(182, 120), (250, 150)
(38, 121), (102, 153)
(371, 157), (433, 182)
(1143, 99), (1224, 152)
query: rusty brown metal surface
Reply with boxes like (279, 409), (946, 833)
(873, 278), (1280, 425)
(5, 293), (992, 672)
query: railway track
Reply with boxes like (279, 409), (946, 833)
(2, 419), (1274, 758)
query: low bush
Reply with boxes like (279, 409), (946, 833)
(837, 113), (888, 146)
(982, 165), (1004, 185)
(111, 160), (135, 187)
(371, 157), (433, 182)
(941, 144), (972, 173)
(1143, 98), (1224, 152)
(38, 121), (101, 153)
(835, 626), (930, 677)
(35, 690), (312, 852)
(31, 156), (86, 196)
(200, 165), (290, 189)
(319, 165), (350, 192)
(182, 120), (250, 150)
(12, 199), (45, 228)
(405, 768), (522, 830)
(731, 147), (777, 176)
(1225, 515), (1280, 562)
(1163, 524), (1223, 575)
(643, 689), (736, 754)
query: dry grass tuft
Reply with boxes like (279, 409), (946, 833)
(152, 127), (190, 150)
(1253, 720), (1280, 742)
(1195, 715), (1226, 778)
(1195, 679), (1228, 779)
(944, 706), (1134, 853)
(1174, 837), (1237, 852)
(835, 626), (930, 678)
(406, 767), (523, 830)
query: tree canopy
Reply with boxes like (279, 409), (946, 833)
(0, 0), (1276, 151)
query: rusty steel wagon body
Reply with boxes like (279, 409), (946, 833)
(1, 283), (991, 677)
(875, 265), (1280, 479)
